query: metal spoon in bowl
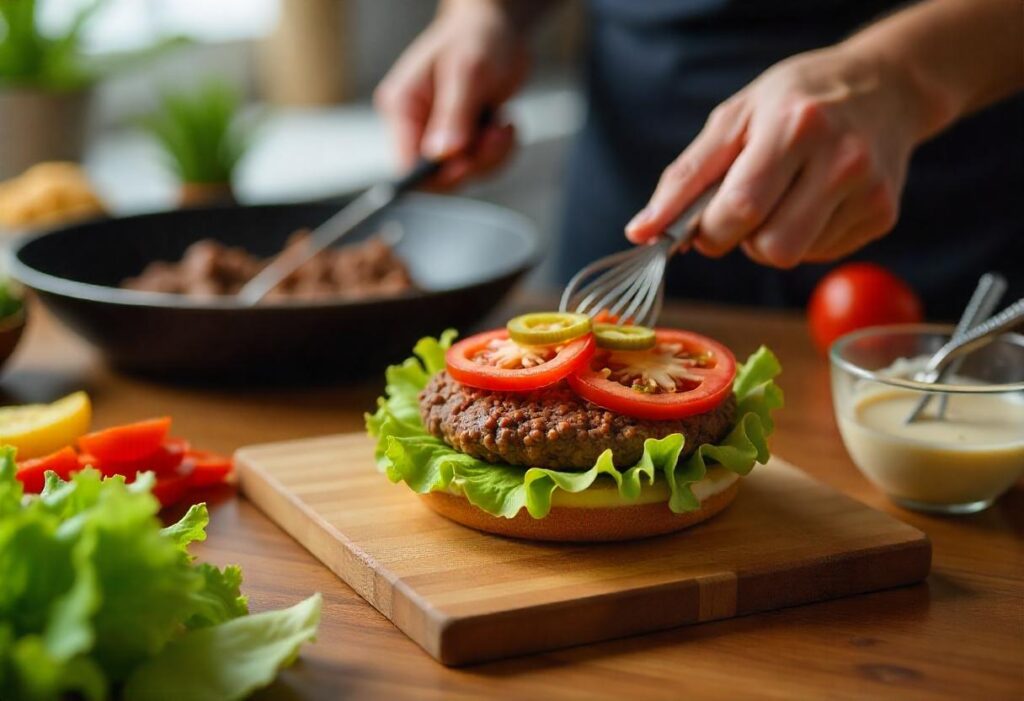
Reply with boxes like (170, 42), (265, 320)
(904, 294), (1024, 424)
(903, 272), (1006, 423)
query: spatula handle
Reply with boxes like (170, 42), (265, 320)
(391, 107), (497, 195)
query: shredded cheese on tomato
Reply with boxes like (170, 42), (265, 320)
(602, 343), (710, 393)
(474, 338), (556, 369)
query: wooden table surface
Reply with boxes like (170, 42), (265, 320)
(7, 297), (1022, 700)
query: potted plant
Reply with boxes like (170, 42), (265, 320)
(0, 0), (185, 181)
(0, 0), (100, 179)
(141, 81), (252, 207)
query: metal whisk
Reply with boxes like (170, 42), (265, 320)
(559, 184), (720, 326)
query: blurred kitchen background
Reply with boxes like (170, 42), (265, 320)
(0, 0), (586, 286)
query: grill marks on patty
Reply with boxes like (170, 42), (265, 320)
(419, 371), (737, 470)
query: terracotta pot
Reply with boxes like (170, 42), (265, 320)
(0, 88), (92, 180)
(178, 182), (236, 208)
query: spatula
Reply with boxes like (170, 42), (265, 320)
(238, 111), (492, 306)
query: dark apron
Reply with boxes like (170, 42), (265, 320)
(558, 0), (1024, 319)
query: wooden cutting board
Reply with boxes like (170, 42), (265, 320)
(236, 433), (931, 666)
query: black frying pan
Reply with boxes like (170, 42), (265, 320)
(10, 193), (541, 382)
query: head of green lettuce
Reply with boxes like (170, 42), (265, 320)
(367, 330), (783, 520)
(0, 449), (321, 701)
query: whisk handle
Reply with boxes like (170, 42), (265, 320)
(661, 181), (722, 252)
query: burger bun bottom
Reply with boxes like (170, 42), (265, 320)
(419, 480), (739, 542)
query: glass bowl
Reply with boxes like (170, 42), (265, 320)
(830, 324), (1024, 514)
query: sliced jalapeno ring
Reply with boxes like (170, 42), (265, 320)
(507, 312), (592, 346)
(593, 323), (657, 351)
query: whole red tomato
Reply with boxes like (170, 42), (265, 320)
(807, 263), (923, 354)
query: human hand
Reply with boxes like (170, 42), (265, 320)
(374, 0), (528, 189)
(626, 46), (930, 267)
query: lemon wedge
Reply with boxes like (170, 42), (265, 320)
(0, 391), (92, 459)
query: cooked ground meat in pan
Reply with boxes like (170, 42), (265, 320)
(420, 370), (737, 469)
(122, 230), (414, 301)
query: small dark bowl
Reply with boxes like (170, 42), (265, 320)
(9, 194), (540, 383)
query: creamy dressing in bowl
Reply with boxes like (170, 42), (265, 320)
(838, 388), (1024, 507)
(830, 326), (1024, 514)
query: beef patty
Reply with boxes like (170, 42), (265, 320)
(419, 371), (737, 469)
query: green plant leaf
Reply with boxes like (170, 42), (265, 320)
(139, 80), (252, 184)
(0, 0), (183, 91)
(0, 281), (24, 320)
(367, 334), (784, 519)
(0, 0), (95, 90)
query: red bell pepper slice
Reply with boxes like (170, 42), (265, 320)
(185, 450), (233, 488)
(16, 447), (81, 493)
(78, 417), (172, 463)
(151, 471), (190, 508)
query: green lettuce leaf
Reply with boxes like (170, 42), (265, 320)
(0, 445), (23, 517)
(77, 477), (203, 681)
(160, 503), (209, 551)
(184, 564), (249, 630)
(0, 460), (318, 701)
(367, 332), (783, 519)
(122, 593), (322, 701)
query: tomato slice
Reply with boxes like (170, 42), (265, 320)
(592, 310), (634, 325)
(446, 329), (595, 392)
(185, 450), (233, 488)
(568, 329), (736, 420)
(16, 446), (81, 493)
(78, 417), (172, 463)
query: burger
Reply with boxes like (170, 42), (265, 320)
(367, 312), (782, 542)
